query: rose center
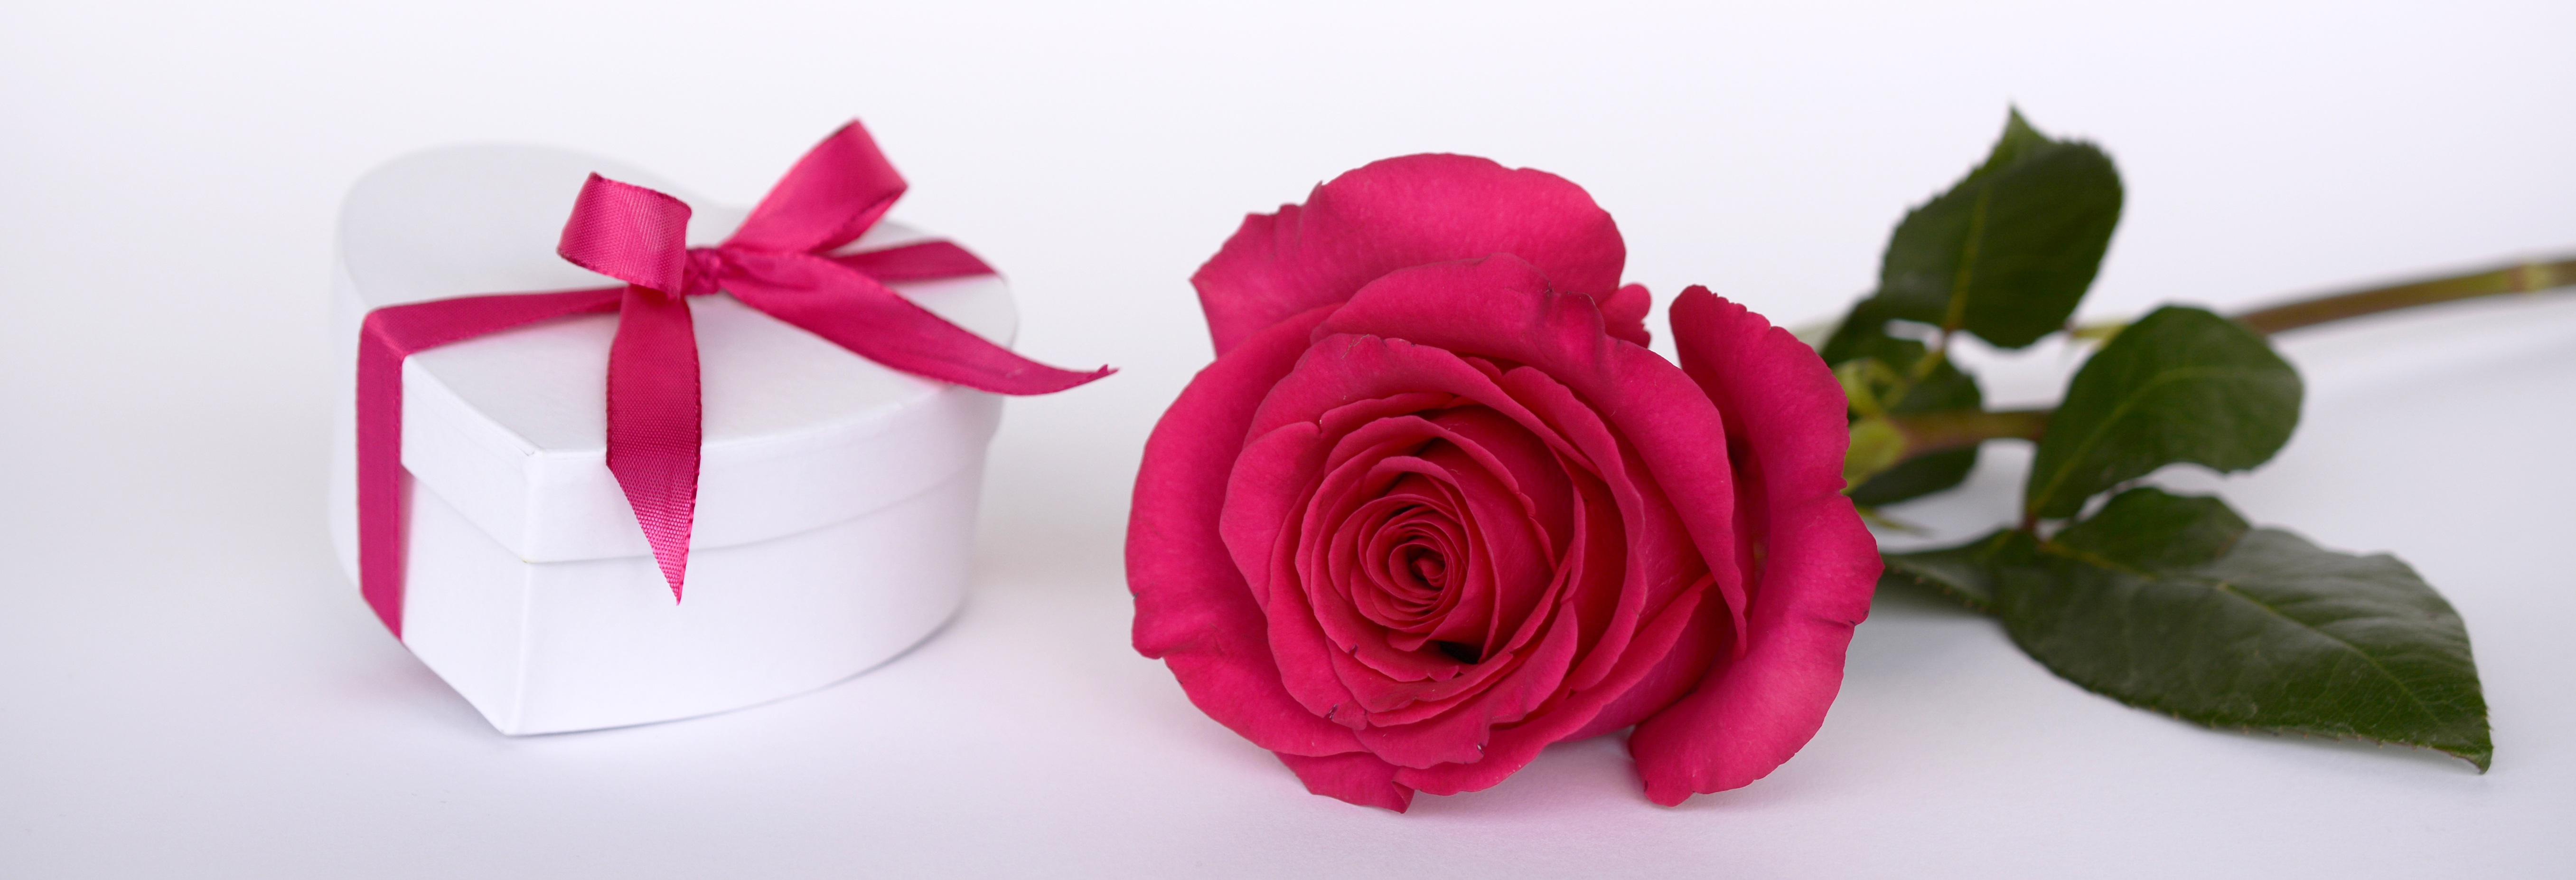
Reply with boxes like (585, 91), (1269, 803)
(1374, 517), (1488, 664)
(1405, 546), (1448, 588)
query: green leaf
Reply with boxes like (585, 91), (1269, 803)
(1879, 529), (2024, 612)
(1875, 109), (2124, 349)
(2024, 305), (2303, 520)
(1817, 296), (1903, 368)
(1851, 449), (1981, 508)
(1995, 488), (2492, 769)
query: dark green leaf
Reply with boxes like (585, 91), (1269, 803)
(1875, 109), (2124, 349)
(2052, 487), (2247, 569)
(1878, 529), (2026, 612)
(2024, 305), (2303, 519)
(1851, 449), (1979, 507)
(1817, 296), (1904, 368)
(1996, 488), (2491, 769)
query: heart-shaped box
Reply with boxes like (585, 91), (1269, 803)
(326, 145), (1009, 734)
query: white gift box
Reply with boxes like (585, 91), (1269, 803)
(326, 145), (1011, 734)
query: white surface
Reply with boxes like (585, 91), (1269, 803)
(2, 1), (2570, 877)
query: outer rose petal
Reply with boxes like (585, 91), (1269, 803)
(1601, 284), (1653, 349)
(1276, 751), (1414, 812)
(1630, 287), (1880, 806)
(1192, 154), (1626, 355)
(1130, 304), (1370, 758)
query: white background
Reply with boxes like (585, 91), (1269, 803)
(4, 1), (2572, 876)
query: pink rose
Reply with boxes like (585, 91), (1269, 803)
(1128, 155), (1879, 810)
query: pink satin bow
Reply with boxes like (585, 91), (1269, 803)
(355, 121), (1111, 637)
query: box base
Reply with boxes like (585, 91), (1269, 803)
(392, 465), (982, 735)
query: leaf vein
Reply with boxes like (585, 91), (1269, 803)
(2187, 574), (2446, 727)
(2028, 365), (2277, 516)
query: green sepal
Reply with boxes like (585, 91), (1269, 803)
(1821, 298), (1989, 505)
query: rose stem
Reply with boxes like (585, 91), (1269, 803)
(2234, 255), (2576, 334)
(1862, 253), (2576, 484)
(1884, 408), (2050, 458)
(2070, 253), (2576, 341)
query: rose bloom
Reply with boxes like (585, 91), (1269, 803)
(1127, 155), (1878, 810)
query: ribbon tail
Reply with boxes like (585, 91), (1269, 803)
(356, 288), (625, 636)
(828, 240), (997, 283)
(605, 285), (703, 601)
(726, 253), (1114, 396)
(355, 325), (412, 636)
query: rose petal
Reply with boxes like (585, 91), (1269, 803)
(1395, 584), (1707, 796)
(1192, 154), (1626, 355)
(1602, 283), (1653, 348)
(1410, 443), (1551, 645)
(1300, 447), (1474, 675)
(1222, 421), (1329, 611)
(1318, 256), (1752, 647)
(1129, 304), (1369, 757)
(1275, 750), (1415, 813)
(1494, 364), (1705, 694)
(1332, 449), (1548, 653)
(1562, 572), (1729, 743)
(1356, 606), (1584, 769)
(1232, 334), (1625, 697)
(1265, 573), (1386, 728)
(1425, 406), (1574, 558)
(1630, 287), (1880, 806)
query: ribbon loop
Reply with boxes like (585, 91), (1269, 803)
(726, 122), (906, 255)
(353, 119), (1113, 638)
(559, 174), (695, 293)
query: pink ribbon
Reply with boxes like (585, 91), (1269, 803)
(356, 121), (1111, 637)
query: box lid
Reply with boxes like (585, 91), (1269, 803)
(329, 145), (1010, 563)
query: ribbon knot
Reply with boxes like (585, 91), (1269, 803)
(681, 248), (732, 296)
(352, 120), (1113, 638)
